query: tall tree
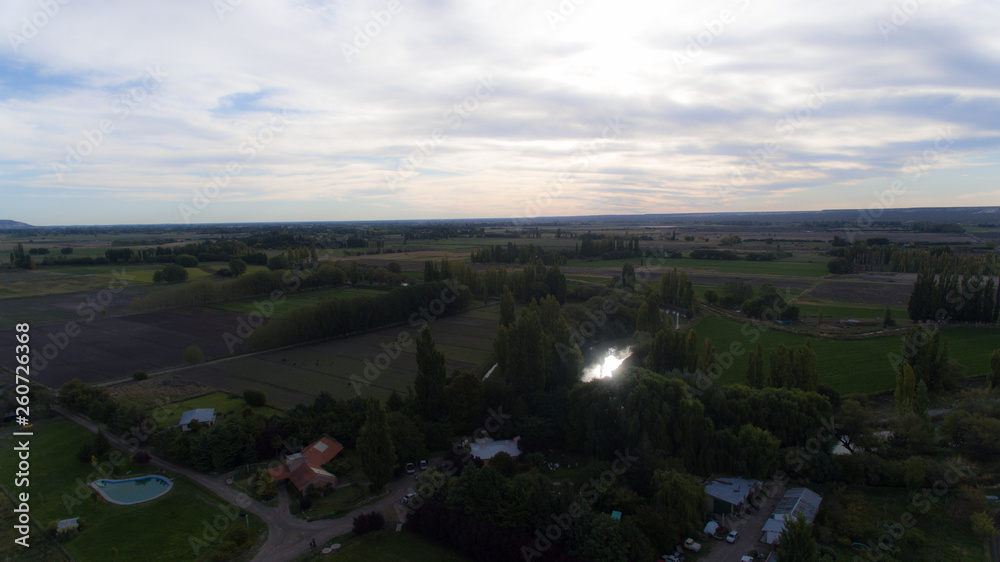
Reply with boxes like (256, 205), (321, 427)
(778, 513), (818, 561)
(652, 469), (705, 537)
(621, 262), (636, 293)
(746, 343), (765, 387)
(444, 371), (486, 433)
(895, 364), (916, 417)
(989, 349), (1000, 391)
(357, 397), (396, 489)
(499, 286), (515, 327)
(414, 327), (447, 420)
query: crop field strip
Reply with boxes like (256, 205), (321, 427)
(695, 317), (999, 394)
(174, 305), (499, 407)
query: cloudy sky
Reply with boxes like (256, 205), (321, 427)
(2, 0), (999, 225)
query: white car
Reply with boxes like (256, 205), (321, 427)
(401, 492), (416, 504)
(405, 462), (415, 474)
(683, 538), (701, 552)
(726, 530), (739, 543)
(741, 557), (754, 562)
(419, 459), (428, 470)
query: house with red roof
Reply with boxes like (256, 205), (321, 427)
(267, 436), (344, 492)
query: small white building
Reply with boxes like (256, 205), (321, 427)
(179, 408), (216, 431)
(469, 436), (522, 463)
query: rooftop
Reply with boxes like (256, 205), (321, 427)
(703, 476), (761, 506)
(772, 488), (822, 523)
(178, 408), (215, 426)
(469, 437), (522, 460)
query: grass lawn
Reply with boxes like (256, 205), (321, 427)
(795, 302), (909, 320)
(0, 417), (264, 562)
(692, 316), (1000, 394)
(154, 391), (285, 427)
(0, 492), (69, 561)
(294, 530), (469, 562)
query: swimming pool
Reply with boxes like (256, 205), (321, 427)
(90, 475), (173, 505)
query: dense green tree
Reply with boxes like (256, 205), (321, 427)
(904, 456), (925, 492)
(183, 345), (205, 365)
(837, 399), (874, 453)
(228, 258), (247, 277)
(746, 343), (765, 387)
(989, 349), (1000, 391)
(357, 397), (396, 489)
(698, 338), (717, 375)
(971, 511), (999, 541)
(652, 469), (704, 537)
(387, 411), (428, 468)
(769, 344), (792, 388)
(621, 262), (636, 293)
(703, 289), (719, 305)
(778, 513), (818, 561)
(499, 286), (515, 327)
(567, 513), (651, 562)
(736, 424), (780, 479)
(414, 327), (447, 420)
(158, 264), (188, 283)
(444, 371), (485, 433)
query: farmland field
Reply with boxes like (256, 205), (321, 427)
(692, 316), (1000, 394)
(174, 305), (500, 408)
(208, 286), (389, 318)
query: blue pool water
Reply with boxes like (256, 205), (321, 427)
(90, 475), (173, 505)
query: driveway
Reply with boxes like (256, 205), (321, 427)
(699, 482), (785, 562)
(54, 406), (432, 562)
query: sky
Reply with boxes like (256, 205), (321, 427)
(2, 0), (999, 226)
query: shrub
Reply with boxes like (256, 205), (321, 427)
(183, 345), (205, 365)
(175, 254), (199, 267)
(352, 511), (385, 535)
(133, 450), (152, 464)
(132, 370), (148, 381)
(243, 389), (266, 407)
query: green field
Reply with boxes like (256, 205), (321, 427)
(565, 256), (831, 277)
(692, 317), (1000, 394)
(153, 391), (285, 427)
(0, 417), (264, 562)
(0, 264), (214, 299)
(176, 305), (500, 407)
(208, 286), (389, 319)
(295, 530), (469, 562)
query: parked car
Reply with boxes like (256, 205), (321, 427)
(726, 530), (739, 543)
(419, 459), (428, 470)
(401, 492), (416, 504)
(683, 538), (702, 552)
(740, 557), (754, 562)
(661, 554), (684, 562)
(405, 462), (415, 474)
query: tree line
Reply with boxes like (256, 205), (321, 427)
(907, 269), (999, 324)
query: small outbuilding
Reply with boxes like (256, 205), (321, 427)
(56, 518), (79, 533)
(179, 408), (216, 431)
